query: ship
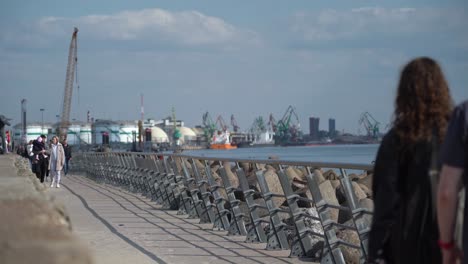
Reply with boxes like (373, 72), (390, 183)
(210, 130), (237, 149)
(236, 130), (276, 148)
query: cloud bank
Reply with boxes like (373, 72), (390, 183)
(1, 8), (260, 50)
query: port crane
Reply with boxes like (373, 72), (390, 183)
(275, 105), (303, 144)
(59, 27), (79, 142)
(268, 113), (277, 133)
(359, 111), (380, 138)
(249, 116), (266, 134)
(215, 115), (229, 132)
(202, 112), (217, 140)
(230, 114), (240, 132)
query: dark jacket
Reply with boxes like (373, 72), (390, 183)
(368, 129), (441, 263)
(32, 140), (45, 157)
(64, 144), (72, 160)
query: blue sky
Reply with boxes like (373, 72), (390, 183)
(1, 0), (467, 134)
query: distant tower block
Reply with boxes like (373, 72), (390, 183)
(309, 117), (320, 140)
(329, 118), (336, 138)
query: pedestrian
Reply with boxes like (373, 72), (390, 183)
(32, 135), (48, 183)
(49, 136), (65, 188)
(437, 99), (467, 264)
(368, 57), (453, 263)
(42, 135), (51, 182)
(63, 139), (72, 175)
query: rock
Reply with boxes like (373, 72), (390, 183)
(239, 162), (251, 173)
(323, 169), (338, 180)
(330, 180), (341, 189)
(263, 168), (285, 208)
(351, 182), (367, 201)
(358, 183), (372, 198)
(336, 229), (361, 264)
(313, 169), (326, 185)
(293, 167), (307, 181)
(223, 161), (239, 188)
(358, 198), (374, 227)
(357, 174), (372, 191)
(348, 172), (366, 181)
(283, 208), (324, 259)
(285, 167), (300, 182)
(318, 181), (339, 223)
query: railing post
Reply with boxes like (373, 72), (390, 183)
(255, 166), (290, 250)
(305, 168), (346, 264)
(190, 159), (216, 224)
(180, 160), (205, 219)
(276, 165), (317, 258)
(236, 163), (267, 243)
(203, 160), (231, 231)
(339, 168), (370, 261)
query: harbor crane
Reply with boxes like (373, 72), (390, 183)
(249, 116), (266, 134)
(359, 111), (380, 138)
(230, 114), (240, 132)
(202, 112), (217, 140)
(215, 115), (229, 131)
(275, 105), (303, 144)
(59, 27), (79, 142)
(268, 113), (277, 133)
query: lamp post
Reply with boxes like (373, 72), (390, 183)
(40, 108), (45, 134)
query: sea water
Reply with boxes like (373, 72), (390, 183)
(183, 144), (380, 165)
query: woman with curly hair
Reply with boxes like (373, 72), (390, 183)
(368, 57), (453, 263)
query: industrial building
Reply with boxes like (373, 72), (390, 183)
(309, 117), (320, 141)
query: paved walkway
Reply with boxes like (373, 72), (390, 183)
(55, 174), (316, 264)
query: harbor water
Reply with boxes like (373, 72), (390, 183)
(183, 144), (380, 165)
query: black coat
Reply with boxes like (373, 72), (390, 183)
(368, 129), (441, 263)
(63, 144), (72, 159)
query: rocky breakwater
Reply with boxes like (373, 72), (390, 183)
(0, 155), (93, 264)
(181, 158), (373, 262)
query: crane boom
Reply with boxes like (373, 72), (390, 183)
(59, 27), (78, 142)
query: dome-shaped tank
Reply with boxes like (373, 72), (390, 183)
(191, 127), (205, 136)
(178, 127), (197, 144)
(151, 126), (169, 143)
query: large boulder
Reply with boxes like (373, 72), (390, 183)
(263, 167), (285, 208)
(336, 229), (361, 264)
(318, 180), (339, 223)
(313, 169), (326, 185)
(323, 169), (338, 180)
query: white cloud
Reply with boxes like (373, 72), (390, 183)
(291, 7), (468, 42)
(1, 8), (260, 49)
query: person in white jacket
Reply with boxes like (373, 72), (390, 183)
(48, 136), (66, 188)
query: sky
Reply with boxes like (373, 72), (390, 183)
(1, 0), (467, 134)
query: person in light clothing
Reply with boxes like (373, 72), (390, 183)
(49, 136), (66, 188)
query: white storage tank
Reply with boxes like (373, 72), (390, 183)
(66, 122), (82, 145)
(151, 126), (169, 143)
(13, 122), (52, 145)
(178, 127), (197, 144)
(80, 123), (92, 145)
(92, 119), (120, 144)
(191, 127), (205, 137)
(119, 121), (138, 143)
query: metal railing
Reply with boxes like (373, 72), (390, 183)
(72, 152), (374, 263)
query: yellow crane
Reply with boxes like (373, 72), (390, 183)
(59, 27), (79, 142)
